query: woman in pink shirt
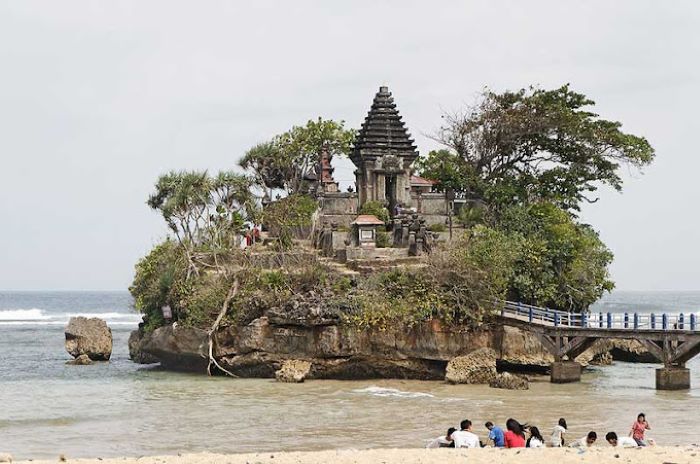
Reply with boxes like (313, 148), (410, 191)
(630, 413), (650, 446)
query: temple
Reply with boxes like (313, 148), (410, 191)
(316, 85), (452, 229)
(351, 86), (418, 213)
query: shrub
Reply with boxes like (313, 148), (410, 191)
(359, 200), (389, 223)
(375, 230), (390, 248)
(428, 223), (447, 232)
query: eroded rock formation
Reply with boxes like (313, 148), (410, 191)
(65, 317), (112, 361)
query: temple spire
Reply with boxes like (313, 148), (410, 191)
(350, 86), (418, 167)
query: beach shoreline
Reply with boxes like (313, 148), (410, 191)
(13, 447), (700, 464)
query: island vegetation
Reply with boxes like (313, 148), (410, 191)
(130, 85), (654, 342)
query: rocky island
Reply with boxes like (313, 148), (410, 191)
(127, 85), (655, 387)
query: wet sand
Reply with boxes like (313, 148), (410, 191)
(16, 447), (700, 464)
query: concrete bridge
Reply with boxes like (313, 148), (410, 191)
(499, 301), (700, 390)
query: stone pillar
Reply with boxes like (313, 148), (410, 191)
(656, 367), (690, 390)
(550, 361), (582, 383)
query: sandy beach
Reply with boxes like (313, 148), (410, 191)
(14, 448), (700, 464)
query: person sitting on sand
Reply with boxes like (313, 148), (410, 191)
(630, 413), (651, 446)
(550, 418), (568, 447)
(569, 431), (597, 448)
(426, 427), (456, 448)
(452, 420), (480, 448)
(504, 418), (526, 448)
(485, 421), (505, 448)
(605, 432), (639, 448)
(526, 426), (545, 448)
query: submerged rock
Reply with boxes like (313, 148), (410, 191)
(275, 359), (312, 383)
(445, 348), (498, 384)
(65, 317), (112, 361)
(489, 372), (529, 390)
(65, 354), (93, 365)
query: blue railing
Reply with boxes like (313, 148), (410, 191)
(500, 301), (700, 332)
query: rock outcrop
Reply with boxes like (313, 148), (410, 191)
(129, 305), (657, 380)
(65, 354), (93, 365)
(128, 329), (159, 364)
(65, 317), (112, 361)
(275, 359), (312, 382)
(0, 453), (13, 463)
(445, 348), (498, 384)
(489, 372), (529, 390)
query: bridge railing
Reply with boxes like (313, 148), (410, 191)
(500, 301), (700, 331)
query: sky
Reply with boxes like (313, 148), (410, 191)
(1, 1), (699, 291)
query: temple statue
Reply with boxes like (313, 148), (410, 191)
(350, 86), (419, 216)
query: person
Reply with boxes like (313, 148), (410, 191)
(504, 418), (526, 448)
(426, 427), (456, 448)
(569, 431), (597, 448)
(550, 418), (568, 447)
(252, 225), (261, 244)
(452, 419), (480, 448)
(485, 421), (505, 448)
(526, 426), (545, 448)
(630, 413), (650, 446)
(605, 431), (639, 448)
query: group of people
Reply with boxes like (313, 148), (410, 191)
(427, 413), (653, 449)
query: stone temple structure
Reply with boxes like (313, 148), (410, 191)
(350, 86), (419, 214)
(316, 86), (452, 228)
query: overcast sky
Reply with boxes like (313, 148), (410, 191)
(1, 1), (698, 291)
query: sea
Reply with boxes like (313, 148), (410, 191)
(1, 290), (700, 458)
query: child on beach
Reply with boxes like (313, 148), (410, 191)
(504, 418), (526, 448)
(485, 421), (505, 448)
(426, 427), (456, 448)
(550, 418), (568, 447)
(605, 431), (639, 448)
(630, 413), (651, 446)
(526, 426), (545, 448)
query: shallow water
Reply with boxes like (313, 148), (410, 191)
(1, 292), (700, 458)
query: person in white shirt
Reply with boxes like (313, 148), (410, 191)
(550, 418), (568, 447)
(526, 426), (545, 448)
(569, 431), (597, 448)
(605, 432), (639, 448)
(426, 427), (456, 448)
(452, 419), (481, 448)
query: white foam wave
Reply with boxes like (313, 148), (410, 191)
(352, 386), (435, 399)
(0, 308), (142, 326)
(0, 309), (51, 321)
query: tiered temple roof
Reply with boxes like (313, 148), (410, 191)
(350, 86), (418, 167)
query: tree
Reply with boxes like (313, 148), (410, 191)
(146, 170), (256, 274)
(240, 118), (355, 194)
(435, 85), (655, 211)
(413, 149), (474, 194)
(492, 202), (615, 312)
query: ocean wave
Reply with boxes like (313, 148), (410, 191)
(0, 308), (142, 326)
(352, 386), (435, 399)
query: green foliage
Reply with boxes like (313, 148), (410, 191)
(414, 149), (474, 194)
(375, 230), (390, 248)
(437, 85), (655, 211)
(240, 118), (356, 194)
(146, 170), (255, 250)
(263, 194), (318, 249)
(456, 203), (486, 228)
(428, 223), (447, 232)
(129, 240), (186, 332)
(493, 203), (615, 311)
(359, 200), (389, 223)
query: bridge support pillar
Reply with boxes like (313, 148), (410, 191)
(551, 361), (582, 383)
(656, 367), (690, 390)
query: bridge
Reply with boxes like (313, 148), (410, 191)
(498, 301), (700, 390)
